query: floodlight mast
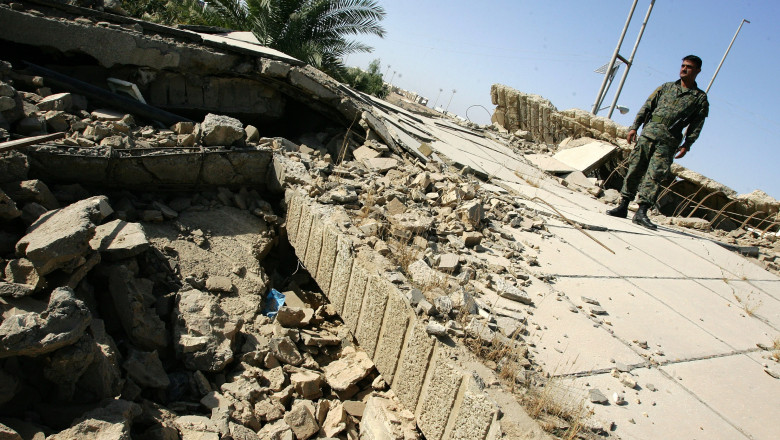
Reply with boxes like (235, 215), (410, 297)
(607, 0), (655, 119)
(592, 0), (639, 115)
(706, 19), (750, 94)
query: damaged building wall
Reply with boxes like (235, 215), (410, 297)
(0, 0), (363, 135)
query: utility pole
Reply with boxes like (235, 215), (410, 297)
(607, 0), (655, 118)
(446, 89), (456, 112)
(706, 19), (750, 94)
(433, 88), (443, 108)
(592, 0), (639, 115)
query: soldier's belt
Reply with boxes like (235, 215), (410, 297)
(650, 115), (673, 125)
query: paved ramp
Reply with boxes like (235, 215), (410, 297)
(410, 114), (779, 439)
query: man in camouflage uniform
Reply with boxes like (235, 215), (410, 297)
(607, 55), (709, 230)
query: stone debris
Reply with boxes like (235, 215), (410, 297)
(2, 10), (775, 440)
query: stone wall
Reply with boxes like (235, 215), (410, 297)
(491, 84), (629, 144)
(284, 189), (503, 440)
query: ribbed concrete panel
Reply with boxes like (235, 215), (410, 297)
(303, 209), (324, 276)
(316, 224), (339, 297)
(392, 321), (435, 411)
(446, 379), (498, 440)
(327, 235), (354, 314)
(341, 260), (369, 332)
(416, 350), (464, 440)
(373, 288), (412, 385)
(284, 190), (303, 245)
(294, 201), (313, 261)
(354, 274), (389, 358)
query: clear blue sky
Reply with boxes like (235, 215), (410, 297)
(348, 0), (780, 199)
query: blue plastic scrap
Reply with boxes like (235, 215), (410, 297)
(264, 288), (286, 318)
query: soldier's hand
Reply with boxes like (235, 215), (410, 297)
(675, 146), (688, 159)
(627, 130), (637, 144)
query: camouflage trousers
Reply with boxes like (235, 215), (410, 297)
(620, 135), (676, 206)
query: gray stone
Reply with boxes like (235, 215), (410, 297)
(174, 288), (241, 372)
(322, 347), (374, 392)
(89, 219), (150, 260)
(1, 179), (59, 210)
(276, 306), (310, 328)
(205, 275), (234, 293)
(36, 92), (72, 112)
(201, 113), (244, 146)
(16, 196), (113, 275)
(4, 258), (44, 291)
(437, 253), (460, 272)
(433, 295), (453, 316)
(588, 388), (609, 404)
(77, 319), (124, 400)
(123, 349), (170, 389)
(269, 336), (303, 366)
(0, 189), (21, 220)
(425, 321), (447, 336)
(108, 265), (168, 351)
(42, 334), (95, 399)
(284, 400), (319, 440)
(0, 282), (34, 298)
(48, 400), (141, 440)
(0, 287), (91, 358)
(290, 370), (323, 400)
(174, 415), (220, 440)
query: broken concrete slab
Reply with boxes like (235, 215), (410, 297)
(15, 196), (113, 275)
(89, 219), (150, 260)
(552, 140), (616, 174)
(0, 287), (91, 358)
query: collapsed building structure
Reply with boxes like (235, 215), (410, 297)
(1, 1), (778, 440)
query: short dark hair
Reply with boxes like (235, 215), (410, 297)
(683, 55), (702, 69)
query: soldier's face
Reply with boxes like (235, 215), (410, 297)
(680, 61), (701, 82)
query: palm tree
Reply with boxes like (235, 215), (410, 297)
(206, 0), (386, 75)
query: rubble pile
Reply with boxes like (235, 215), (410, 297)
(0, 181), (423, 439)
(0, 61), (427, 439)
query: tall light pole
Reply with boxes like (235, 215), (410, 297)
(607, 0), (655, 118)
(446, 89), (456, 112)
(592, 0), (639, 115)
(706, 18), (750, 94)
(433, 88), (443, 108)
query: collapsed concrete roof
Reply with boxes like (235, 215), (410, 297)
(491, 84), (780, 233)
(1, 2), (779, 440)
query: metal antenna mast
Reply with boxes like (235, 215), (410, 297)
(706, 19), (750, 94)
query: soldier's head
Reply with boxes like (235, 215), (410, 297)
(680, 55), (702, 83)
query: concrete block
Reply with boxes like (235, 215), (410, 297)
(447, 378), (499, 440)
(417, 350), (463, 440)
(341, 260), (369, 332)
(295, 201), (313, 262)
(316, 223), (339, 297)
(373, 289), (412, 384)
(327, 235), (354, 314)
(304, 209), (324, 276)
(354, 275), (389, 358)
(392, 321), (435, 411)
(285, 191), (303, 244)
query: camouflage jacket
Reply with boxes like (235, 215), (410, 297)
(630, 79), (709, 149)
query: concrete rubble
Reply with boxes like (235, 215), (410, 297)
(0, 1), (778, 440)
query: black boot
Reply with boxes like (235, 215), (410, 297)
(632, 204), (657, 230)
(606, 197), (630, 218)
